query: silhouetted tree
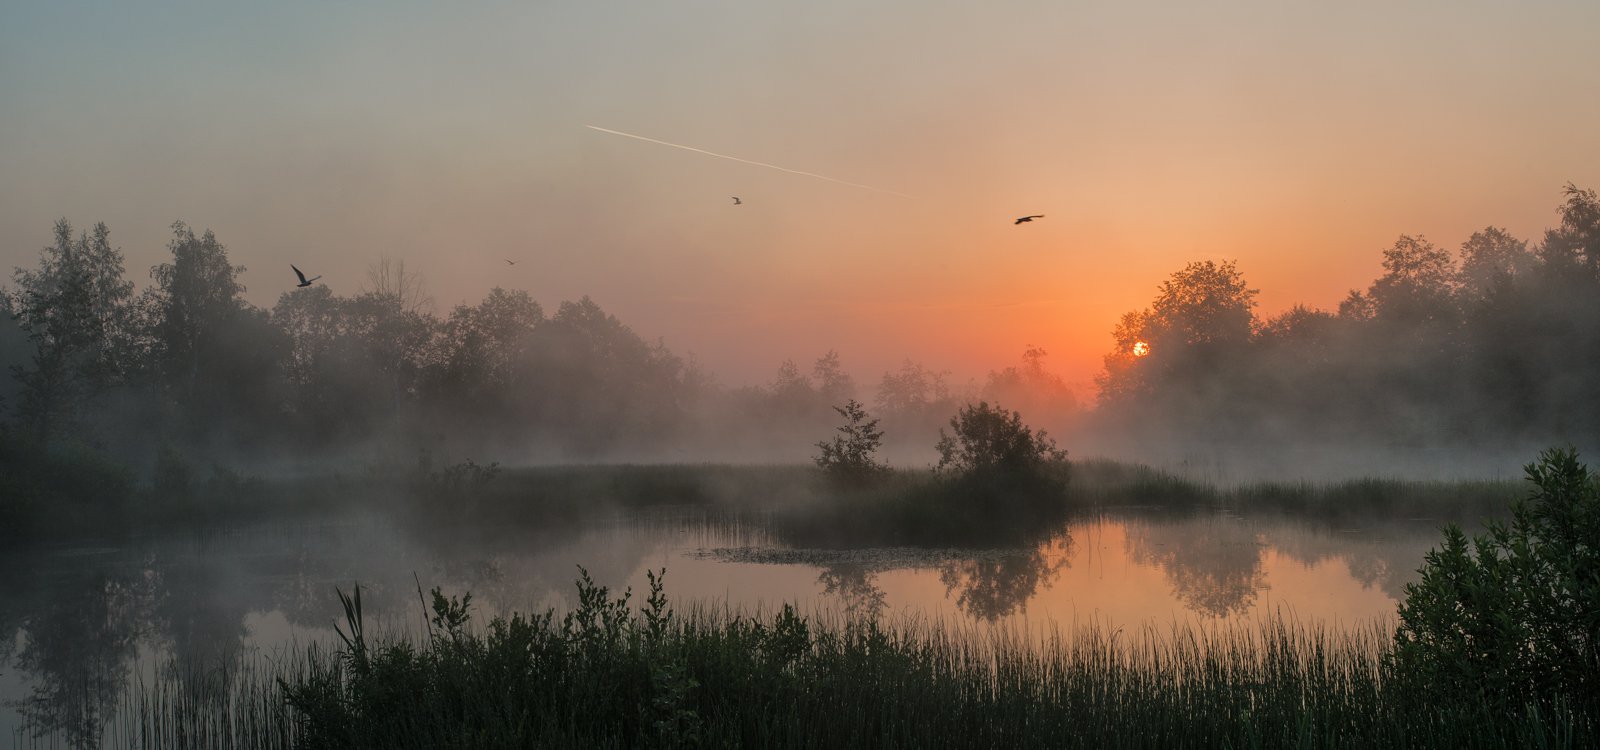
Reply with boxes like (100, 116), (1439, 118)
(875, 359), (952, 418)
(269, 285), (432, 444)
(8, 220), (133, 442)
(143, 222), (286, 445)
(935, 401), (1066, 476)
(1096, 260), (1257, 422)
(0, 289), (25, 417)
(363, 256), (434, 315)
(1368, 234), (1459, 326)
(429, 287), (543, 430)
(982, 347), (1077, 432)
(523, 296), (691, 453)
(1457, 227), (1535, 299)
(1337, 289), (1376, 322)
(814, 399), (888, 484)
(812, 350), (855, 405)
(768, 358), (815, 417)
(1539, 183), (1600, 278)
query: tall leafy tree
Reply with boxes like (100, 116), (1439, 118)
(524, 296), (690, 452)
(147, 222), (247, 396)
(431, 287), (543, 407)
(144, 222), (285, 443)
(1457, 227), (1534, 299)
(1538, 183), (1600, 277)
(1368, 234), (1459, 325)
(812, 350), (855, 406)
(9, 220), (133, 442)
(1097, 260), (1257, 407)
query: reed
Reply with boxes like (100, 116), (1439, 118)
(85, 571), (1592, 749)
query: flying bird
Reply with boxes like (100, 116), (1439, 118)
(291, 264), (321, 288)
(732, 197), (742, 205)
(504, 259), (517, 266)
(1014, 215), (1045, 225)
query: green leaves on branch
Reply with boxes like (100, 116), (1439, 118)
(1391, 446), (1600, 717)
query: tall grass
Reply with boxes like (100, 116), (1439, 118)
(78, 572), (1592, 749)
(1067, 458), (1519, 521)
(110, 656), (301, 750)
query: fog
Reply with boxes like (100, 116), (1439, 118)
(2, 185), (1598, 492)
(6, 3), (1600, 744)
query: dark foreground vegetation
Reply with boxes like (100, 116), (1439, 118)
(43, 448), (1580, 748)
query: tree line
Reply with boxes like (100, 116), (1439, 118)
(1093, 183), (1600, 464)
(4, 183), (1596, 482)
(0, 221), (1077, 478)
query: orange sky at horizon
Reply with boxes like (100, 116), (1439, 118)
(3, 1), (1597, 393)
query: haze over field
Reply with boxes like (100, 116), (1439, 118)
(4, 0), (1599, 388)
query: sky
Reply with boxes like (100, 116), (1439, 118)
(3, 0), (1598, 391)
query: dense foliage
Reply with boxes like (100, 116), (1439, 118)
(226, 570), (1596, 748)
(935, 400), (1067, 477)
(5, 183), (1600, 528)
(1392, 447), (1599, 717)
(1096, 185), (1600, 458)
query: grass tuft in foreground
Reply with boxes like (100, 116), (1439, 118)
(104, 568), (1590, 749)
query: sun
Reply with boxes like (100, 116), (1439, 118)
(1132, 341), (1150, 357)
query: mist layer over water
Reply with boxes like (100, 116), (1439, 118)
(1, 505), (1444, 744)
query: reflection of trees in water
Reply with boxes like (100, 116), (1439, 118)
(1345, 555), (1400, 598)
(1125, 516), (1266, 618)
(153, 555), (253, 711)
(1359, 550), (1427, 603)
(1264, 521), (1430, 604)
(1, 515), (678, 743)
(938, 533), (1071, 621)
(817, 564), (887, 620)
(10, 570), (159, 747)
(271, 549), (341, 629)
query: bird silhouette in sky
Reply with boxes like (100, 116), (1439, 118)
(291, 264), (321, 288)
(732, 197), (742, 205)
(504, 259), (517, 266)
(1014, 215), (1045, 225)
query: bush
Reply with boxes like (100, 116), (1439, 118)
(814, 399), (888, 484)
(935, 401), (1067, 477)
(1390, 447), (1599, 716)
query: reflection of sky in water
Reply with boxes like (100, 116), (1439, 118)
(1, 509), (1442, 744)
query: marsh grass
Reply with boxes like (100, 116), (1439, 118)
(1067, 458), (1518, 521)
(408, 463), (826, 527)
(1227, 476), (1518, 520)
(109, 655), (300, 750)
(770, 459), (1516, 550)
(8, 454), (1517, 547)
(774, 468), (1072, 548)
(74, 572), (1592, 749)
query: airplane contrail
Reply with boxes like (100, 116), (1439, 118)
(586, 125), (916, 199)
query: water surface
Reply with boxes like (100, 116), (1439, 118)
(1, 506), (1446, 745)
